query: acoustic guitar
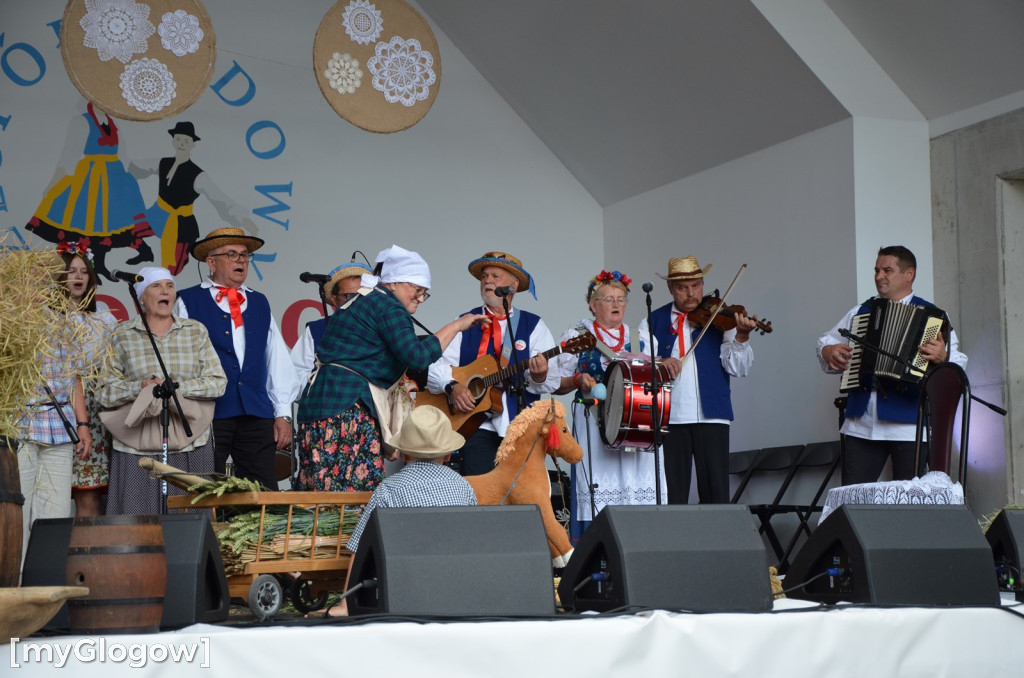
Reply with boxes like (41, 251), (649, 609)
(416, 331), (597, 438)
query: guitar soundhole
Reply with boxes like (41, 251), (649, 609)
(467, 378), (486, 400)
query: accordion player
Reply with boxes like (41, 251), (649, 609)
(840, 298), (951, 393)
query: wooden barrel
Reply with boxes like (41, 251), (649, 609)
(0, 441), (24, 588)
(66, 515), (167, 634)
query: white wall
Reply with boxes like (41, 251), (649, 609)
(0, 0), (601, 343)
(604, 120), (857, 452)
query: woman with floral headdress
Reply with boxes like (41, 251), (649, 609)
(57, 242), (118, 517)
(554, 270), (667, 543)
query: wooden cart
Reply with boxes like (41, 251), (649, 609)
(167, 491), (371, 620)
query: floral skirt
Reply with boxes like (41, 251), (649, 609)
(72, 394), (110, 491)
(296, 403), (384, 492)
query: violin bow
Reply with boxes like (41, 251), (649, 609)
(680, 263), (747, 365)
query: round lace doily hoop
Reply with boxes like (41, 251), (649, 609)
(313, 0), (442, 133)
(60, 0), (217, 121)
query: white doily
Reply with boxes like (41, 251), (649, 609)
(157, 9), (204, 57)
(820, 471), (964, 524)
(119, 57), (177, 113)
(324, 52), (363, 95)
(342, 0), (383, 45)
(79, 0), (156, 64)
(367, 36), (436, 107)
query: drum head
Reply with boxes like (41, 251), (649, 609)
(600, 364), (625, 447)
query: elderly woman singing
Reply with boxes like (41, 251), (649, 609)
(97, 267), (226, 514)
(296, 245), (487, 492)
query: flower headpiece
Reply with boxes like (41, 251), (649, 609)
(588, 269), (632, 300)
(56, 240), (93, 265)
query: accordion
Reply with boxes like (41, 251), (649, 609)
(840, 298), (948, 393)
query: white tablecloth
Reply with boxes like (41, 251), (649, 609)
(820, 471), (964, 524)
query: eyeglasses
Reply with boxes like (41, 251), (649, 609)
(209, 250), (254, 262)
(408, 284), (430, 302)
(595, 296), (627, 306)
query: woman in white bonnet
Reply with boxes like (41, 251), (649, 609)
(296, 245), (487, 492)
(97, 266), (227, 514)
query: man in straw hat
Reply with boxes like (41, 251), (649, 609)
(637, 255), (758, 504)
(817, 245), (966, 485)
(426, 251), (559, 476)
(325, 405), (477, 617)
(174, 226), (302, 491)
(290, 260), (373, 384)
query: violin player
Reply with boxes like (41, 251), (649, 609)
(637, 255), (759, 504)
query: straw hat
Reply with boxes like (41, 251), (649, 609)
(328, 261), (372, 292)
(657, 255), (712, 281)
(191, 227), (264, 262)
(467, 251), (536, 299)
(390, 406), (465, 459)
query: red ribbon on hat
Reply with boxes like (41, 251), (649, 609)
(215, 286), (246, 328)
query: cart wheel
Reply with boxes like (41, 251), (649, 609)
(248, 574), (283, 620)
(289, 577), (328, 614)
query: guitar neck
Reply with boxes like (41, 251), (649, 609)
(482, 345), (563, 388)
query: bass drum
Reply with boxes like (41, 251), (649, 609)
(598, 360), (672, 451)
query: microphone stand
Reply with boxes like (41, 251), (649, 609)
(502, 294), (528, 417)
(581, 398), (598, 520)
(43, 385), (79, 445)
(643, 284), (664, 505)
(124, 281), (193, 513)
(317, 282), (330, 319)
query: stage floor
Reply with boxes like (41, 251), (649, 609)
(5, 598), (1023, 676)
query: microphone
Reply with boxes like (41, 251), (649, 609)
(494, 285), (515, 297)
(112, 270), (143, 284)
(573, 397), (601, 406)
(642, 281), (654, 293)
(299, 272), (331, 284)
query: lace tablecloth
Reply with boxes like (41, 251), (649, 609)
(819, 471), (964, 524)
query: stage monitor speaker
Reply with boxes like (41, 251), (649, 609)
(984, 508), (1024, 602)
(21, 514), (230, 630)
(21, 518), (74, 630)
(786, 505), (999, 606)
(159, 514), (230, 628)
(557, 505), (773, 613)
(347, 505), (555, 617)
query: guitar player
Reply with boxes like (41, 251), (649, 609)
(425, 251), (560, 476)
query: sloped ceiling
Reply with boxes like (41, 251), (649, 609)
(416, 0), (1024, 207)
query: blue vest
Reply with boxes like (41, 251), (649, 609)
(844, 295), (939, 424)
(650, 302), (734, 420)
(177, 285), (274, 419)
(307, 317), (327, 351)
(458, 307), (542, 422)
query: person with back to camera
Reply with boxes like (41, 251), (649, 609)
(325, 404), (477, 617)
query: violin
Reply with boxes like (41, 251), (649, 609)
(689, 291), (773, 335)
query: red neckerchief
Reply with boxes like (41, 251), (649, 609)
(477, 308), (506, 358)
(214, 286), (246, 328)
(672, 310), (688, 355)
